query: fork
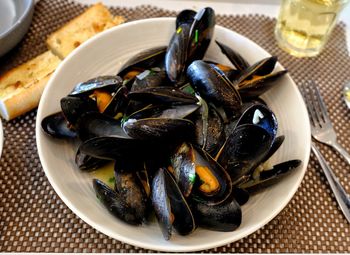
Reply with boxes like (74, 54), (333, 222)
(301, 80), (350, 166)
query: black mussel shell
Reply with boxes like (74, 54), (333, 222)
(41, 112), (77, 139)
(122, 118), (195, 140)
(61, 96), (97, 125)
(75, 112), (125, 141)
(102, 85), (129, 117)
(191, 146), (232, 205)
(176, 9), (196, 28)
(128, 86), (198, 105)
(126, 104), (199, 122)
(194, 102), (225, 154)
(215, 40), (249, 71)
(114, 160), (150, 222)
(78, 136), (146, 160)
(93, 179), (142, 225)
(75, 149), (110, 171)
(261, 135), (285, 163)
(69, 75), (123, 96)
(235, 103), (278, 140)
(238, 70), (288, 99)
(187, 60), (242, 118)
(191, 191), (242, 232)
(151, 168), (195, 240)
(118, 46), (167, 79)
(232, 187), (250, 206)
(216, 124), (273, 182)
(130, 69), (171, 92)
(239, 159), (301, 192)
(165, 23), (191, 83)
(187, 7), (215, 62)
(237, 56), (278, 84)
(171, 142), (196, 197)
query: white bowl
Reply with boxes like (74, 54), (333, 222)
(0, 0), (34, 57)
(36, 18), (311, 252)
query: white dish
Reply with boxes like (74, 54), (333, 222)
(36, 17), (311, 252)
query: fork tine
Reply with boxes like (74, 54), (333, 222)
(301, 81), (318, 128)
(308, 80), (325, 128)
(311, 80), (331, 124)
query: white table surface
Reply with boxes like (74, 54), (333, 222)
(73, 0), (350, 51)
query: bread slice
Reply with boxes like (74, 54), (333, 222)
(46, 3), (126, 59)
(0, 51), (61, 120)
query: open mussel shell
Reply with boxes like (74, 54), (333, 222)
(102, 85), (129, 117)
(93, 179), (142, 225)
(215, 40), (249, 71)
(191, 191), (242, 232)
(151, 168), (196, 240)
(75, 112), (125, 141)
(216, 124), (273, 182)
(122, 118), (195, 140)
(238, 70), (288, 99)
(235, 103), (278, 140)
(239, 159), (301, 192)
(187, 60), (242, 118)
(41, 112), (77, 139)
(118, 46), (167, 79)
(114, 160), (150, 222)
(61, 96), (97, 126)
(69, 75), (123, 96)
(128, 86), (198, 105)
(236, 56), (278, 85)
(190, 146), (232, 205)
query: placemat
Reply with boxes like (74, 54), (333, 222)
(0, 0), (349, 252)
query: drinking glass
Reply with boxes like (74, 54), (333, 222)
(275, 0), (349, 57)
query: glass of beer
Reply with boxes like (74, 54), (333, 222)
(275, 0), (349, 57)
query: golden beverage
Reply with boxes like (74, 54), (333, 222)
(275, 0), (349, 57)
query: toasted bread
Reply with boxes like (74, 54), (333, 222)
(46, 3), (126, 59)
(0, 51), (61, 120)
(0, 3), (126, 120)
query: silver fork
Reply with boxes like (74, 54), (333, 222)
(301, 81), (350, 223)
(301, 80), (350, 165)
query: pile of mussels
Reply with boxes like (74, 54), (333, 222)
(41, 7), (302, 240)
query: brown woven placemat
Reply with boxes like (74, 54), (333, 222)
(1, 0), (350, 252)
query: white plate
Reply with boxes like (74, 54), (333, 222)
(36, 17), (311, 252)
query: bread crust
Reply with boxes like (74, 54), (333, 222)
(0, 51), (61, 120)
(0, 3), (126, 120)
(1, 73), (53, 120)
(46, 3), (125, 59)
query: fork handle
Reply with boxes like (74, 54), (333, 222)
(332, 141), (350, 166)
(311, 142), (350, 223)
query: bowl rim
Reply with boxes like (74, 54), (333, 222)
(0, 0), (35, 39)
(36, 17), (311, 252)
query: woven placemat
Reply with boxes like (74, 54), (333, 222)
(0, 0), (350, 252)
